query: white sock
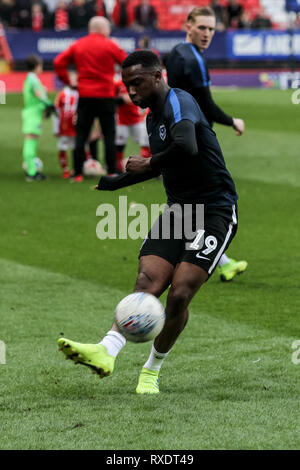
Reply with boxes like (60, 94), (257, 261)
(100, 330), (126, 358)
(143, 344), (170, 372)
(218, 253), (230, 267)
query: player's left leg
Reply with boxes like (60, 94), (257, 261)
(73, 98), (94, 179)
(136, 263), (207, 394)
(23, 135), (38, 177)
(23, 134), (46, 181)
(137, 204), (238, 394)
(57, 136), (70, 179)
(155, 263), (207, 353)
(22, 109), (44, 180)
(88, 119), (102, 161)
(97, 98), (117, 175)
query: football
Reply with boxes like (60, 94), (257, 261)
(83, 158), (106, 177)
(22, 157), (43, 173)
(114, 292), (165, 343)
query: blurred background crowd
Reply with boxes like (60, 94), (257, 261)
(1, 0), (300, 33)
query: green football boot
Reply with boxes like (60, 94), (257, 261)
(217, 258), (248, 282)
(57, 338), (115, 378)
(136, 368), (160, 395)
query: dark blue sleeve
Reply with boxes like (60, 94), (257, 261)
(186, 44), (211, 88)
(167, 44), (211, 89)
(165, 88), (202, 129)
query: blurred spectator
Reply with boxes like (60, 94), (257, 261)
(0, 0), (16, 27)
(31, 0), (51, 30)
(134, 0), (157, 31)
(251, 8), (272, 29)
(237, 10), (252, 29)
(69, 0), (95, 29)
(210, 0), (226, 31)
(226, 0), (243, 28)
(54, 0), (69, 30)
(95, 0), (107, 18)
(294, 12), (300, 28)
(14, 0), (31, 28)
(137, 35), (159, 57)
(43, 0), (61, 14)
(31, 2), (44, 31)
(112, 0), (134, 28)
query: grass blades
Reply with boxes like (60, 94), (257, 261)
(0, 90), (299, 449)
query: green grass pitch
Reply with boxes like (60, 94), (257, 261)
(0, 89), (300, 450)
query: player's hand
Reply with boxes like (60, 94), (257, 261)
(94, 174), (118, 191)
(232, 118), (245, 136)
(126, 155), (151, 174)
(44, 104), (57, 119)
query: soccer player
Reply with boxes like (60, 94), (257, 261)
(53, 83), (78, 179)
(58, 51), (239, 394)
(166, 7), (247, 282)
(22, 55), (54, 181)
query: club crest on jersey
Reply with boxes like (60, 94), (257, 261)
(159, 124), (166, 141)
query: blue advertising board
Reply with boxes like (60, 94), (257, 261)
(285, 0), (300, 12)
(227, 30), (300, 60)
(3, 29), (230, 62)
(4, 29), (300, 62)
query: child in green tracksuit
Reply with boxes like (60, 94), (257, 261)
(22, 55), (53, 181)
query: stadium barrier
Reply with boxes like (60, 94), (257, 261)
(2, 29), (300, 90)
(4, 28), (300, 61)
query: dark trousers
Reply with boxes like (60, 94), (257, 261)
(74, 97), (116, 176)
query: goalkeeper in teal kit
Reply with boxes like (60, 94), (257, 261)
(22, 55), (55, 181)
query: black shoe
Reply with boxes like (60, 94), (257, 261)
(26, 172), (46, 182)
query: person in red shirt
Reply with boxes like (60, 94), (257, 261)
(54, 1), (70, 31)
(54, 16), (127, 181)
(112, 0), (135, 28)
(31, 3), (44, 32)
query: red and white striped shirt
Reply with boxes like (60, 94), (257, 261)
(54, 87), (78, 137)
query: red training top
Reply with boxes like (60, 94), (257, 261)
(114, 80), (143, 126)
(54, 33), (127, 98)
(54, 86), (78, 137)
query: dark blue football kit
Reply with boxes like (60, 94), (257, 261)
(98, 87), (238, 276)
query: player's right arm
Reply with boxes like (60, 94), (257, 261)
(54, 45), (75, 85)
(29, 75), (51, 106)
(167, 46), (245, 135)
(95, 171), (160, 191)
(110, 39), (127, 66)
(190, 86), (245, 135)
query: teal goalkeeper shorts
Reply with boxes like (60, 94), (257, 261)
(22, 107), (43, 135)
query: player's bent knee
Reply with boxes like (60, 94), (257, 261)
(168, 286), (192, 309)
(134, 272), (163, 297)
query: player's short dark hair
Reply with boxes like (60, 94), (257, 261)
(25, 54), (42, 71)
(187, 7), (215, 22)
(122, 50), (161, 71)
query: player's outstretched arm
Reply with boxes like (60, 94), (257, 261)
(232, 118), (245, 136)
(94, 170), (159, 191)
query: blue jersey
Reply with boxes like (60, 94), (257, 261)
(147, 88), (238, 206)
(166, 42), (211, 90)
